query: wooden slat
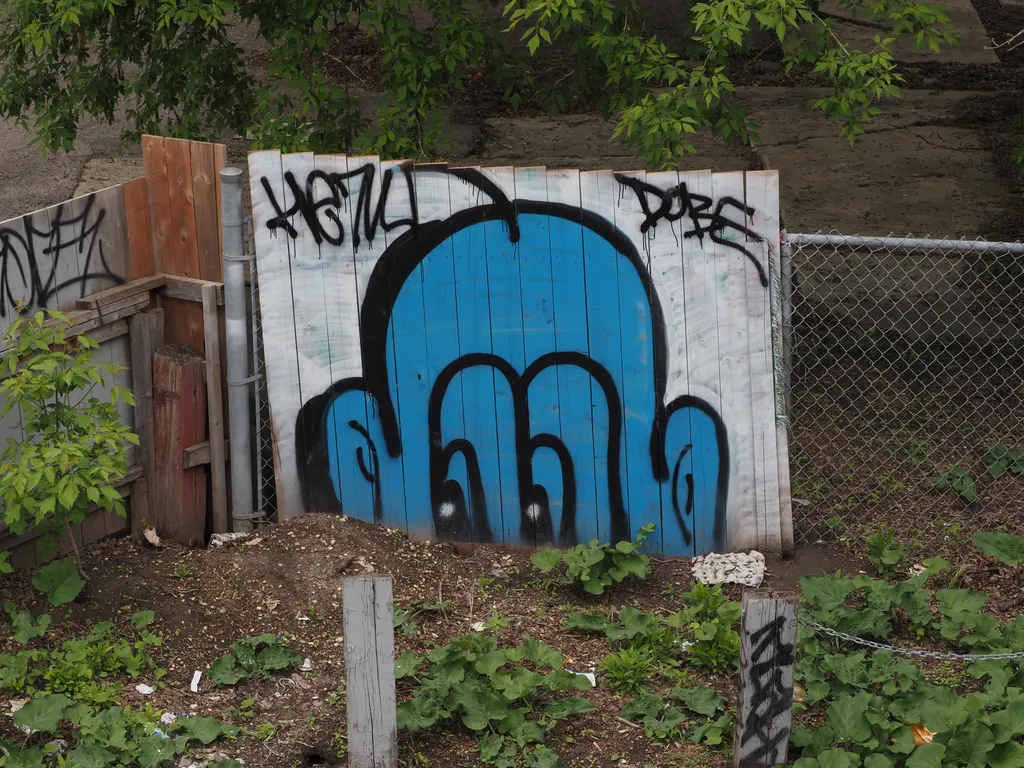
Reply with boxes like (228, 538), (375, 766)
(191, 141), (222, 282)
(213, 143), (228, 260)
(165, 138), (201, 278)
(203, 284), (229, 533)
(129, 308), (164, 540)
(157, 275), (224, 305)
(153, 345), (208, 546)
(142, 135), (172, 273)
(74, 185), (132, 300)
(124, 177), (155, 279)
(76, 275), (166, 310)
(734, 592), (797, 768)
(344, 576), (398, 768)
(0, 293), (150, 356)
(183, 438), (231, 469)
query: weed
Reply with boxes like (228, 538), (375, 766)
(171, 561), (192, 580)
(393, 598), (449, 635)
(863, 527), (908, 580)
(251, 722), (278, 741)
(925, 465), (978, 502)
(599, 647), (654, 694)
(209, 633), (302, 687)
(531, 523), (656, 595)
(227, 696), (256, 719)
(331, 727), (349, 760)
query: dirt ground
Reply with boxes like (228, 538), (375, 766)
(3, 514), (1023, 768)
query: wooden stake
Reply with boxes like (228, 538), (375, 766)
(344, 576), (398, 768)
(152, 345), (208, 546)
(733, 592), (798, 768)
(203, 284), (228, 534)
(128, 308), (164, 541)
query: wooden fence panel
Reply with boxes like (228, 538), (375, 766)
(247, 154), (789, 554)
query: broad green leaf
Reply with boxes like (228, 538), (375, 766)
(815, 749), (860, 768)
(397, 696), (441, 730)
(522, 637), (562, 669)
(618, 607), (657, 638)
(480, 732), (504, 761)
(492, 667), (544, 701)
(67, 741), (117, 767)
(31, 558), (85, 606)
(526, 745), (566, 768)
(209, 654), (242, 687)
(531, 548), (563, 573)
(138, 734), (177, 768)
(945, 721), (995, 767)
(179, 715), (239, 745)
(474, 649), (508, 677)
(673, 685), (726, 716)
(4, 746), (47, 768)
(256, 645), (302, 673)
(973, 532), (1024, 566)
(453, 679), (509, 730)
(827, 694), (872, 743)
(989, 741), (1024, 768)
(13, 693), (70, 733)
(395, 652), (422, 679)
(906, 742), (945, 768)
(565, 613), (611, 634)
(799, 576), (857, 611)
(132, 610), (156, 629)
(989, 700), (1024, 743)
(543, 696), (593, 720)
(621, 694), (664, 721)
(863, 755), (892, 768)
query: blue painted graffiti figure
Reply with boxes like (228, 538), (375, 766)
(294, 180), (728, 556)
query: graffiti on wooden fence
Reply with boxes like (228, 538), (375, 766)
(0, 194), (125, 323)
(249, 154), (787, 555)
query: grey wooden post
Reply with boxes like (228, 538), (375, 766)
(344, 576), (398, 768)
(733, 592), (798, 768)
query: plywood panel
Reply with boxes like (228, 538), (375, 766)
(247, 157), (787, 556)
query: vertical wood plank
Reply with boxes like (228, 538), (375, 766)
(744, 171), (784, 552)
(544, 168), (599, 550)
(476, 165), (523, 547)
(165, 138), (201, 278)
(191, 141), (223, 282)
(123, 177), (155, 279)
(203, 284), (229, 533)
(213, 143), (228, 260)
(712, 171), (757, 551)
(130, 309), (165, 541)
(247, 150), (304, 519)
(579, 169), (625, 546)
(124, 478), (147, 536)
(71, 186), (131, 301)
(608, 168), (664, 551)
(734, 592), (797, 768)
(40, 200), (87, 316)
(142, 135), (172, 273)
(513, 166), (558, 550)
(344, 576), (397, 768)
(153, 345), (208, 546)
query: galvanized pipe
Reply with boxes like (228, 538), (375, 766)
(220, 167), (255, 532)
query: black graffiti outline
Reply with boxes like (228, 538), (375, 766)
(739, 615), (795, 766)
(292, 195), (730, 551)
(614, 173), (769, 288)
(260, 164), (518, 251)
(0, 196), (122, 319)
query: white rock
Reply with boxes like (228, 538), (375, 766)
(136, 684), (155, 695)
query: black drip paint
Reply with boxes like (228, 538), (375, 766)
(740, 616), (795, 766)
(613, 173), (770, 288)
(0, 196), (122, 318)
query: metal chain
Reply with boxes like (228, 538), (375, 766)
(799, 619), (1024, 662)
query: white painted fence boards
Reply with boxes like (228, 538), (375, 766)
(247, 153), (787, 555)
(344, 576), (398, 768)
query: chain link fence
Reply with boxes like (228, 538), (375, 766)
(244, 218), (278, 522)
(783, 233), (1024, 549)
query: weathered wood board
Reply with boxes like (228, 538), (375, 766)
(248, 153), (790, 555)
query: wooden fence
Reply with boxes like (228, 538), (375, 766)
(0, 136), (231, 568)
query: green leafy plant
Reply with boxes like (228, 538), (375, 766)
(531, 523), (655, 595)
(394, 598), (450, 636)
(924, 466), (977, 503)
(665, 583), (741, 673)
(31, 557), (86, 606)
(599, 647), (655, 695)
(0, 311), (138, 575)
(985, 443), (1024, 478)
(863, 528), (909, 580)
(396, 631), (593, 766)
(0, 551), (12, 574)
(793, 561), (1024, 767)
(209, 633), (303, 687)
(972, 531), (1024, 567)
(171, 561), (192, 580)
(620, 687), (729, 743)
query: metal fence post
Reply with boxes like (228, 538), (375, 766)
(220, 167), (255, 532)
(780, 233), (794, 418)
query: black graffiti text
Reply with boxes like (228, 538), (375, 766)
(0, 196), (122, 319)
(614, 174), (769, 287)
(261, 165), (517, 252)
(739, 615), (795, 767)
